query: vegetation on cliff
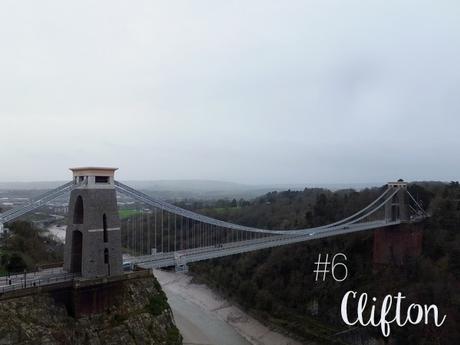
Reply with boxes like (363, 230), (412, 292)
(0, 275), (182, 345)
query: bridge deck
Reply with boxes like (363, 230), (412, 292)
(133, 220), (401, 269)
(0, 220), (406, 293)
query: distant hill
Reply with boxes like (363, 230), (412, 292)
(0, 181), (65, 190)
(1, 179), (440, 200)
(116, 180), (384, 192)
(119, 180), (283, 200)
(125, 180), (252, 192)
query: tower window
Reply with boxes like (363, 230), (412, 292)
(95, 176), (109, 183)
(103, 214), (108, 243)
(73, 196), (84, 224)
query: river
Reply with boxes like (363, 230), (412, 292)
(154, 269), (302, 345)
(169, 292), (250, 345)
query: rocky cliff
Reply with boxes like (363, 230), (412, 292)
(0, 274), (182, 345)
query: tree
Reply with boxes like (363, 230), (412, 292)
(6, 253), (27, 273)
(255, 290), (273, 312)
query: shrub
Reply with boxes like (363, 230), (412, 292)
(146, 292), (168, 316)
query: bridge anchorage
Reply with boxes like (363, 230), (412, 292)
(0, 168), (427, 279)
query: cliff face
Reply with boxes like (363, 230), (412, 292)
(0, 275), (182, 345)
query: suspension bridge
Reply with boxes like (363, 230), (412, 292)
(0, 168), (426, 291)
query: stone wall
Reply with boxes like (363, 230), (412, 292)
(373, 223), (423, 266)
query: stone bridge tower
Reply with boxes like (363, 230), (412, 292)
(375, 180), (422, 267)
(385, 180), (409, 222)
(64, 167), (122, 278)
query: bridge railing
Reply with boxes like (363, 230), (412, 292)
(0, 272), (76, 294)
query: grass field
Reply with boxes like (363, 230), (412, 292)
(118, 209), (142, 219)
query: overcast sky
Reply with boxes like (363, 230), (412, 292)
(0, 1), (459, 184)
